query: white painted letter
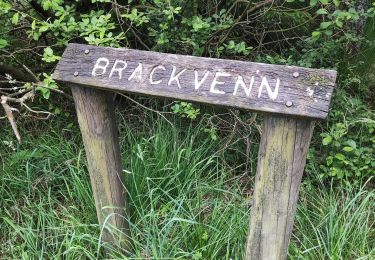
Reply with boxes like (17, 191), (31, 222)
(233, 75), (254, 96)
(194, 71), (209, 90)
(128, 63), (143, 81)
(210, 72), (231, 94)
(257, 77), (280, 100)
(109, 59), (127, 79)
(149, 65), (166, 84)
(168, 66), (186, 89)
(91, 57), (109, 76)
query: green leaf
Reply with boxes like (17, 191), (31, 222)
(320, 0), (329, 5)
(336, 19), (343, 28)
(323, 30), (333, 36)
(335, 153), (346, 161)
(44, 47), (53, 55)
(191, 16), (210, 32)
(316, 8), (329, 15)
(0, 38), (8, 48)
(310, 0), (318, 7)
(323, 135), (332, 145)
(336, 170), (345, 179)
(312, 31), (321, 38)
(54, 107), (61, 115)
(33, 31), (41, 41)
(320, 21), (332, 29)
(39, 24), (49, 33)
(12, 12), (19, 25)
(345, 139), (356, 149)
(42, 47), (60, 63)
(343, 146), (354, 152)
(326, 156), (333, 165)
(0, 1), (11, 12)
(36, 86), (51, 99)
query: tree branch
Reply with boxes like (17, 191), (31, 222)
(1, 96), (21, 142)
(0, 62), (36, 82)
(28, 0), (55, 20)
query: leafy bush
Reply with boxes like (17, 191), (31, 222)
(310, 91), (374, 186)
(0, 0), (374, 187)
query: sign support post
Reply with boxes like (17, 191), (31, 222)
(245, 115), (314, 259)
(71, 86), (131, 252)
(53, 43), (336, 259)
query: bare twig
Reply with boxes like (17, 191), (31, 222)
(130, 26), (151, 50)
(0, 78), (73, 100)
(5, 90), (35, 103)
(1, 96), (21, 142)
(1, 50), (40, 83)
(217, 0), (277, 46)
(204, 0), (279, 54)
(117, 92), (173, 126)
(21, 102), (52, 119)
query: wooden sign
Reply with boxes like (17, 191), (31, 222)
(53, 43), (337, 260)
(53, 43), (336, 119)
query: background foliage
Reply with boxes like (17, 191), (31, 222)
(0, 0), (374, 258)
(1, 0), (373, 185)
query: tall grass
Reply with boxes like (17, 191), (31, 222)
(290, 181), (374, 259)
(0, 112), (373, 259)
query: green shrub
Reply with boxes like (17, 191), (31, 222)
(0, 0), (374, 187)
(311, 90), (374, 186)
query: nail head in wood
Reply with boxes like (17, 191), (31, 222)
(293, 72), (299, 78)
(85, 49), (90, 54)
(286, 101), (293, 107)
(74, 71), (79, 77)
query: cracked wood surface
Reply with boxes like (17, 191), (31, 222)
(53, 43), (336, 119)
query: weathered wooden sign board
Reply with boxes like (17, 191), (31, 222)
(53, 43), (337, 260)
(54, 43), (336, 119)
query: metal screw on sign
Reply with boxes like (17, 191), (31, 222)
(286, 101), (293, 107)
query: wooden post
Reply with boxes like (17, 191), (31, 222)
(245, 115), (314, 260)
(71, 86), (130, 251)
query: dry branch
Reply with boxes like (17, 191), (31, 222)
(1, 96), (21, 142)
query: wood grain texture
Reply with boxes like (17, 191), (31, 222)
(71, 86), (130, 251)
(53, 43), (337, 119)
(245, 115), (314, 260)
